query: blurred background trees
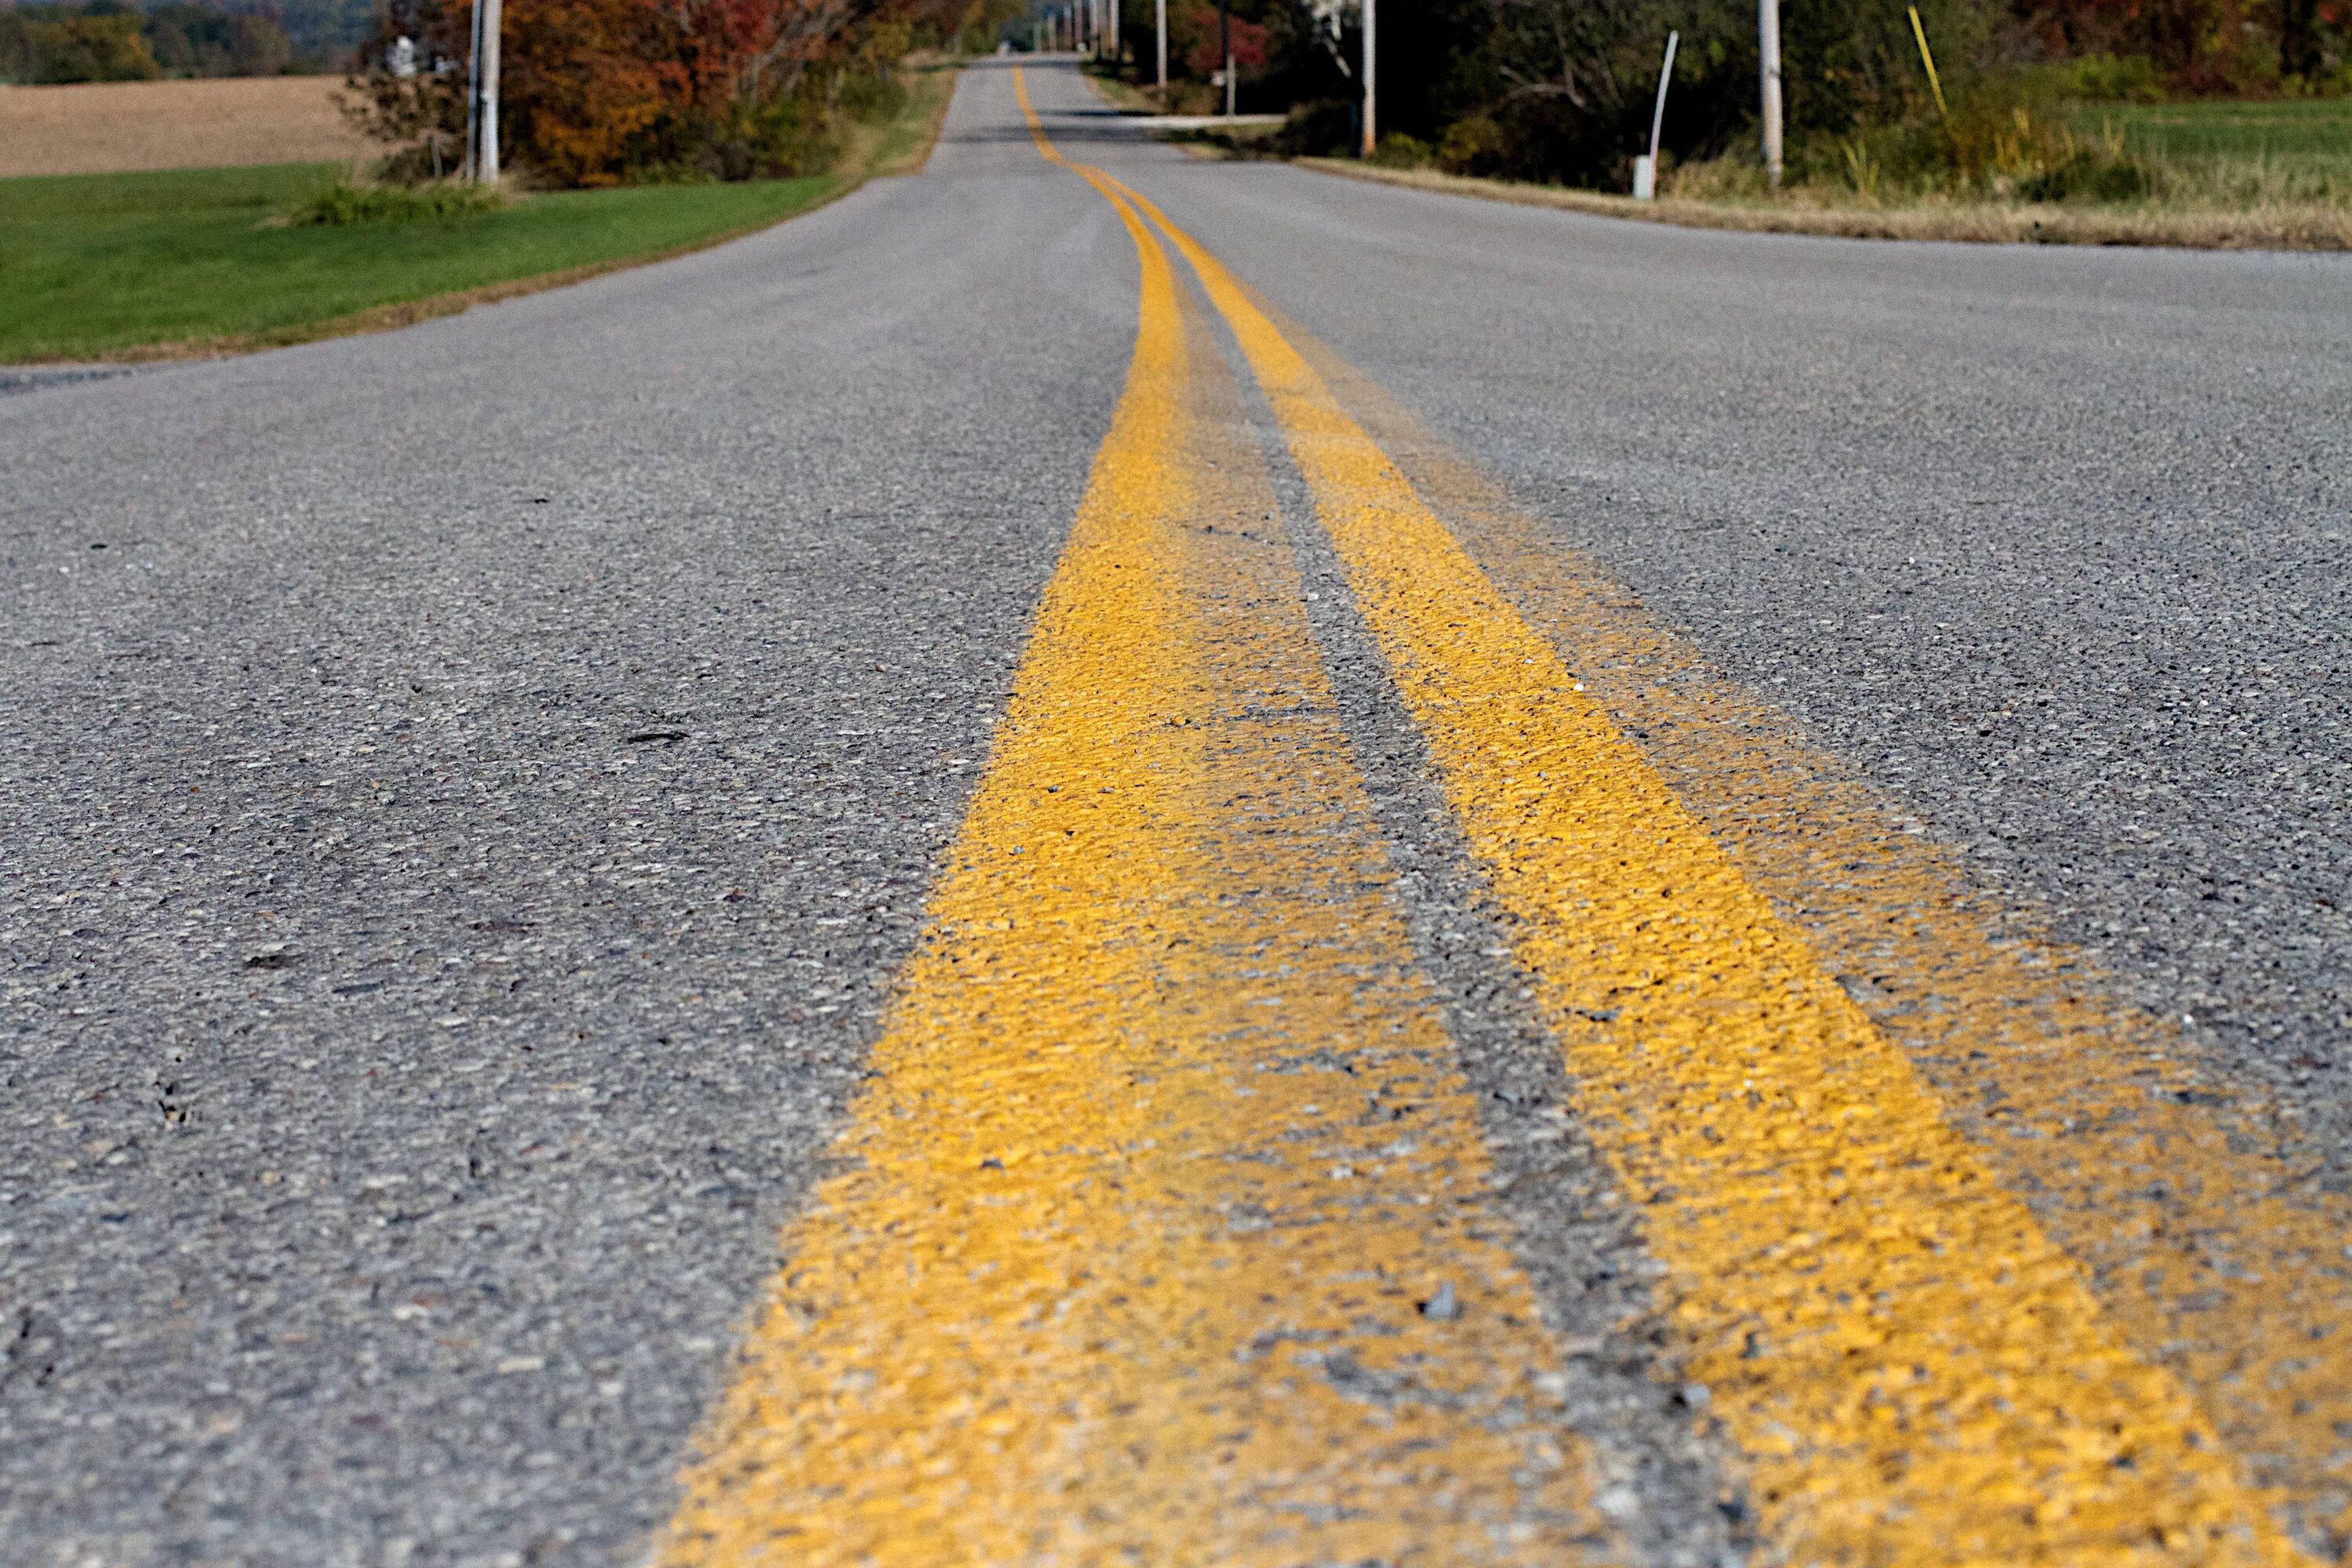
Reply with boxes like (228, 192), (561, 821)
(334, 0), (1015, 183)
(1107, 0), (2348, 187)
(0, 2), (307, 81)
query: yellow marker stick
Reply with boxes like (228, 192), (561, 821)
(1910, 6), (1950, 116)
(1102, 172), (2307, 1563)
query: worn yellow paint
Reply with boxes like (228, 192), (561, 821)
(659, 72), (1605, 1566)
(1093, 173), (2312, 1563)
(1262, 325), (2352, 1554)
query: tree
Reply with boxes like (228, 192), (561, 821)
(22, 13), (164, 80)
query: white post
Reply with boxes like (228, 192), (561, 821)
(1359, 0), (1375, 154)
(1758, 0), (1782, 187)
(1635, 29), (1676, 199)
(1218, 0), (1232, 117)
(469, 0), (501, 183)
(1155, 0), (1166, 89)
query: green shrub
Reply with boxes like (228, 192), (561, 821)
(1368, 132), (1433, 169)
(1815, 71), (2078, 195)
(2279, 66), (2352, 97)
(286, 180), (510, 226)
(1438, 114), (1506, 175)
(1274, 100), (1356, 158)
(2064, 54), (2165, 103)
(2015, 148), (2161, 201)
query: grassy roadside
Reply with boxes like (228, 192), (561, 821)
(1295, 157), (2352, 249)
(1, 60), (960, 365)
(1152, 89), (2352, 251)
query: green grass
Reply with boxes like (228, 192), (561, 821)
(861, 60), (960, 176)
(2063, 97), (2352, 206)
(0, 163), (838, 361)
(2065, 96), (2352, 165)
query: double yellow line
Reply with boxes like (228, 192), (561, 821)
(659, 67), (2338, 1565)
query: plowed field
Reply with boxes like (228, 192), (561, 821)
(0, 76), (378, 177)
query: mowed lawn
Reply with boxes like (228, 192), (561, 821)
(0, 163), (838, 361)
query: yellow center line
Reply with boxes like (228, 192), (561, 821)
(1083, 169), (2313, 1563)
(659, 68), (1606, 1565)
(1256, 328), (2352, 1554)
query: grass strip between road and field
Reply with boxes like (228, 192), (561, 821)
(0, 60), (960, 365)
(1295, 155), (2352, 249)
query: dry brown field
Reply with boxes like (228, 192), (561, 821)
(0, 77), (379, 179)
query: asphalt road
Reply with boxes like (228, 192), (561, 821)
(4, 57), (2349, 1568)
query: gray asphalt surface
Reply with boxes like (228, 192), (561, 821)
(1120, 140), (2352, 1109)
(5, 56), (2349, 1567)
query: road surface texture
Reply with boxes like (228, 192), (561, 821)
(5, 56), (2349, 1568)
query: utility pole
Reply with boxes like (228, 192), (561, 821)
(1156, 0), (1166, 92)
(466, 0), (501, 184)
(1758, 0), (1782, 187)
(1218, 0), (1232, 115)
(1359, 0), (1375, 155)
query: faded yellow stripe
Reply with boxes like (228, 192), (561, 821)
(1105, 176), (2309, 1563)
(1262, 329), (2352, 1554)
(659, 76), (1603, 1566)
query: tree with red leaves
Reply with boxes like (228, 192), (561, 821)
(347, 0), (993, 186)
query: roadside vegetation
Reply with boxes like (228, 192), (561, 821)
(1088, 0), (2352, 245)
(0, 58), (958, 362)
(341, 0), (1016, 187)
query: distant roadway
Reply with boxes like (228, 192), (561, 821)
(5, 56), (2350, 1568)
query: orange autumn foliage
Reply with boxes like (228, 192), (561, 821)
(351, 0), (987, 185)
(502, 0), (689, 185)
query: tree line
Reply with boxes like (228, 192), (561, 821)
(0, 1), (318, 82)
(1117, 0), (2348, 183)
(339, 0), (1014, 185)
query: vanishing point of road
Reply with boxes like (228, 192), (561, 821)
(5, 57), (2350, 1568)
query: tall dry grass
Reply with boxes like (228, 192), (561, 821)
(1300, 158), (2352, 249)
